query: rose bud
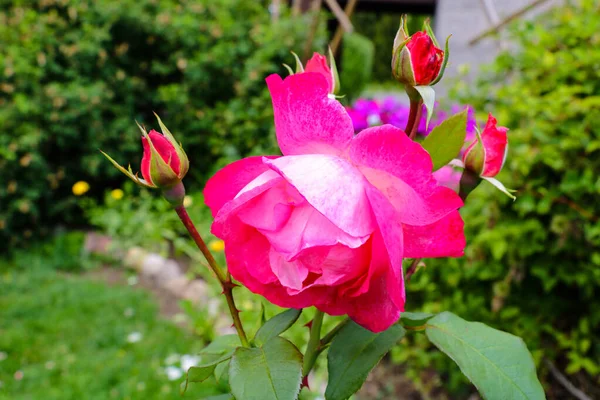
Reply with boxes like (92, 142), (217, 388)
(284, 50), (340, 95)
(463, 114), (508, 178)
(101, 113), (189, 205)
(392, 15), (449, 86)
(460, 113), (515, 200)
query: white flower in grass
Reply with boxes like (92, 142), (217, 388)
(180, 354), (200, 371)
(164, 366), (183, 381)
(127, 331), (143, 343)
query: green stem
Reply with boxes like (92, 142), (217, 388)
(174, 205), (249, 347)
(302, 309), (325, 377)
(320, 317), (350, 347)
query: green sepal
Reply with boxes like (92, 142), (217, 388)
(290, 51), (304, 73)
(422, 18), (440, 47)
(153, 112), (189, 178)
(328, 47), (341, 95)
(282, 63), (294, 76)
(393, 14), (409, 50)
(430, 34), (451, 86)
(100, 150), (155, 188)
(482, 176), (517, 200)
(137, 121), (180, 189)
(392, 37), (415, 86)
(463, 128), (485, 175)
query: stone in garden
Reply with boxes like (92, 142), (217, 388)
(182, 280), (209, 304)
(164, 277), (189, 297)
(140, 253), (165, 279)
(156, 259), (183, 284)
(83, 232), (113, 254)
(124, 246), (146, 271)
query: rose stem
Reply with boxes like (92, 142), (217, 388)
(174, 205), (249, 347)
(405, 99), (424, 140)
(405, 258), (422, 282)
(302, 309), (325, 377)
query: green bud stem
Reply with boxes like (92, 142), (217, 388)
(459, 169), (481, 201)
(174, 204), (249, 348)
(162, 181), (186, 207)
(302, 309), (325, 377)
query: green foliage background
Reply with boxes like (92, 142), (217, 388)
(401, 1), (600, 396)
(0, 0), (324, 250)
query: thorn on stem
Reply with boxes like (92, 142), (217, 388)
(301, 375), (310, 390)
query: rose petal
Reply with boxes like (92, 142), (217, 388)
(480, 114), (509, 177)
(204, 156), (278, 217)
(350, 124), (463, 226)
(264, 154), (375, 238)
(266, 73), (354, 156)
(346, 231), (404, 333)
(260, 202), (369, 260)
(403, 211), (465, 258)
(211, 171), (282, 238)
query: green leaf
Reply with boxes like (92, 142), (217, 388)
(422, 110), (468, 171)
(326, 322), (406, 400)
(182, 365), (216, 394)
(426, 312), (545, 400)
(254, 308), (302, 346)
(182, 351), (235, 394)
(201, 334), (241, 355)
(413, 85), (436, 129)
(400, 312), (435, 327)
(229, 337), (303, 400)
(201, 394), (234, 400)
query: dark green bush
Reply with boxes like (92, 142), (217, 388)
(339, 32), (374, 101)
(0, 0), (324, 250)
(403, 1), (600, 396)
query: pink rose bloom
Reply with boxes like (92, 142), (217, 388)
(463, 113), (509, 177)
(204, 71), (465, 332)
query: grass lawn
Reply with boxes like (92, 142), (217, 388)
(0, 266), (226, 400)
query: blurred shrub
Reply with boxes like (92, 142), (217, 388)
(402, 1), (600, 396)
(0, 0), (324, 250)
(350, 12), (427, 82)
(339, 32), (374, 101)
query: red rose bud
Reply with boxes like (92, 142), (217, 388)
(461, 114), (515, 200)
(463, 114), (508, 178)
(284, 51), (340, 95)
(392, 16), (448, 86)
(141, 130), (181, 186)
(101, 114), (189, 204)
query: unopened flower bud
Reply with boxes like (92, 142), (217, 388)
(463, 114), (508, 178)
(392, 16), (448, 86)
(101, 114), (189, 205)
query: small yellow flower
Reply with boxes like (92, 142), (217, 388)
(208, 239), (225, 252)
(72, 181), (90, 196)
(183, 195), (193, 208)
(110, 189), (124, 200)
